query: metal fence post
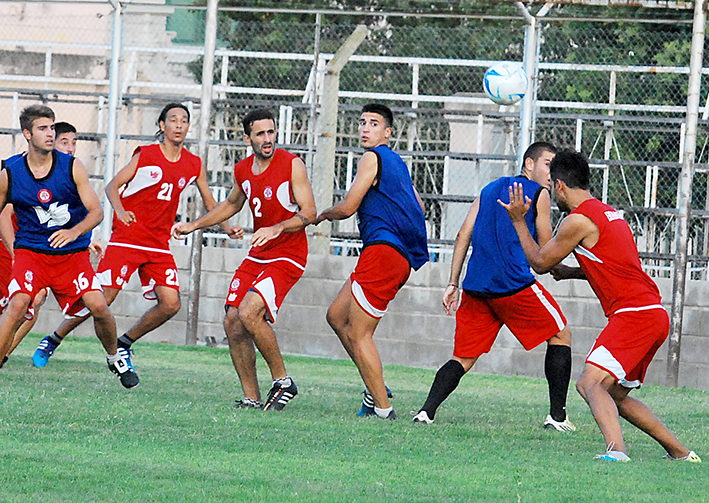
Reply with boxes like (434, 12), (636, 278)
(667, 0), (707, 387)
(102, 0), (123, 244)
(185, 0), (219, 346)
(309, 25), (369, 255)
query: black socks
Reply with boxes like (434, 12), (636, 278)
(421, 359), (467, 419)
(545, 345), (572, 422)
(117, 334), (135, 349)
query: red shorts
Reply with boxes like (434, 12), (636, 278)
(586, 306), (668, 388)
(454, 283), (567, 358)
(0, 249), (12, 313)
(97, 244), (179, 300)
(350, 244), (411, 319)
(8, 249), (101, 317)
(225, 256), (305, 323)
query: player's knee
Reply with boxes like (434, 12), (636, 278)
(89, 302), (112, 322)
(549, 327), (572, 346)
(325, 306), (343, 332)
(159, 295), (181, 317)
(237, 302), (265, 328)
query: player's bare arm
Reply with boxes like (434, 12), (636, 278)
(0, 169), (9, 216)
(313, 151), (378, 224)
(251, 158), (316, 247)
(500, 182), (597, 273)
(0, 204), (14, 257)
(534, 188), (553, 247)
(49, 159), (103, 249)
(172, 183), (247, 239)
(194, 162), (243, 239)
(105, 153), (140, 225)
(413, 186), (425, 213)
(550, 263), (587, 281)
(443, 198), (479, 316)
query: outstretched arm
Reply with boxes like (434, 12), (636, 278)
(49, 159), (103, 249)
(251, 157), (316, 247)
(314, 150), (378, 224)
(442, 198), (479, 316)
(172, 183), (246, 239)
(194, 162), (243, 239)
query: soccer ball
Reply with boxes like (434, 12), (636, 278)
(483, 61), (529, 106)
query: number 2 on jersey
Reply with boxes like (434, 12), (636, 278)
(252, 197), (263, 217)
(157, 183), (173, 201)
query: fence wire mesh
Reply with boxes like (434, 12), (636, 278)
(0, 1), (707, 276)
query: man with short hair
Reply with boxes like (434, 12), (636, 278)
(0, 104), (137, 388)
(54, 122), (77, 156)
(33, 103), (234, 376)
(315, 103), (429, 420)
(501, 150), (700, 462)
(413, 142), (574, 430)
(173, 109), (316, 411)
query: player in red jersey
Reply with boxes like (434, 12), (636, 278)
(501, 150), (700, 463)
(34, 103), (236, 374)
(173, 109), (316, 411)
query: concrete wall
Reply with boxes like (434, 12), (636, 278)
(30, 245), (709, 391)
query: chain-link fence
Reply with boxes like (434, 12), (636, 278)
(0, 1), (706, 275)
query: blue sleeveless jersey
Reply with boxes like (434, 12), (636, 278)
(356, 145), (429, 270)
(462, 176), (542, 297)
(4, 150), (90, 254)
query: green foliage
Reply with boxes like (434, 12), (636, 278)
(1, 335), (708, 502)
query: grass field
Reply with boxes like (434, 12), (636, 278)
(1, 335), (706, 503)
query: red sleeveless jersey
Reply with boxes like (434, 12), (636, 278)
(110, 144), (201, 251)
(571, 198), (662, 317)
(234, 148), (307, 268)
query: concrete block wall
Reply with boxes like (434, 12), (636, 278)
(30, 244), (709, 391)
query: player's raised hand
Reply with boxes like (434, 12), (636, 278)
(117, 209), (137, 226)
(88, 240), (105, 260)
(48, 228), (80, 249)
(251, 224), (283, 247)
(498, 182), (531, 222)
(442, 284), (460, 316)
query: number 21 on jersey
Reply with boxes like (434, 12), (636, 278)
(157, 183), (173, 201)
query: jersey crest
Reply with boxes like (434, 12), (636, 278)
(34, 202), (71, 228)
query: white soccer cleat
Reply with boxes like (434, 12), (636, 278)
(664, 450), (702, 463)
(594, 442), (630, 462)
(543, 414), (576, 432)
(412, 410), (434, 425)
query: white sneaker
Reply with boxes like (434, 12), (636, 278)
(664, 450), (702, 463)
(594, 442), (630, 462)
(412, 410), (434, 425)
(543, 414), (576, 431)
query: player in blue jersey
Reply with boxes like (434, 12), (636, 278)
(315, 103), (429, 420)
(0, 105), (137, 388)
(413, 142), (574, 429)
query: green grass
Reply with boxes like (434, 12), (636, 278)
(1, 335), (707, 503)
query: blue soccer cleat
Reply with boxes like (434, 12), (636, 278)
(357, 386), (393, 416)
(33, 336), (59, 368)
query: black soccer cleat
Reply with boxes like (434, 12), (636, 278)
(107, 353), (140, 389)
(262, 377), (298, 411)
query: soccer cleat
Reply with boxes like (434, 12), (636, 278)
(357, 386), (394, 417)
(380, 409), (397, 420)
(543, 414), (576, 432)
(107, 353), (139, 389)
(235, 398), (264, 409)
(262, 377), (298, 411)
(664, 450), (702, 463)
(412, 410), (434, 425)
(594, 442), (630, 462)
(118, 346), (134, 368)
(33, 336), (59, 368)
